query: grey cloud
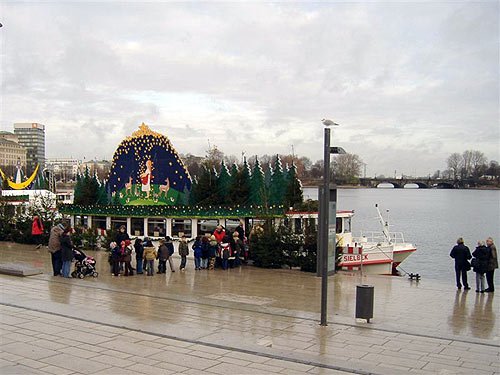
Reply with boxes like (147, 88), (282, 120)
(1, 2), (498, 175)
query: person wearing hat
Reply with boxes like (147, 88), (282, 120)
(450, 237), (472, 290)
(48, 222), (65, 276)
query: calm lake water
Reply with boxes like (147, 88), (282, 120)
(303, 187), (500, 283)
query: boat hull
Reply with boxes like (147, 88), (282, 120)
(338, 243), (416, 275)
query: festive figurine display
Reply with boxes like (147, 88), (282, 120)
(108, 123), (191, 205)
(140, 160), (153, 199)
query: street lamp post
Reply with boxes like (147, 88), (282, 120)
(320, 126), (331, 326)
(319, 119), (345, 326)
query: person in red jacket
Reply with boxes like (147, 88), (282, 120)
(32, 215), (44, 249)
(213, 225), (226, 243)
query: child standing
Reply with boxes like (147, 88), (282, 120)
(143, 239), (157, 276)
(123, 240), (134, 276)
(178, 235), (189, 271)
(193, 236), (203, 270)
(208, 235), (218, 270)
(221, 236), (231, 270)
(110, 242), (121, 276)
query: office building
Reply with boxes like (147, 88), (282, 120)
(13, 123), (46, 174)
(0, 137), (27, 172)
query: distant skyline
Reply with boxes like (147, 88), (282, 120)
(1, 1), (498, 177)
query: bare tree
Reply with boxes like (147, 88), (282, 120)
(447, 153), (463, 180)
(470, 150), (487, 179)
(332, 153), (363, 184)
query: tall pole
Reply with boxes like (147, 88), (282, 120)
(320, 127), (331, 326)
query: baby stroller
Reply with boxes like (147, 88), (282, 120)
(71, 249), (98, 279)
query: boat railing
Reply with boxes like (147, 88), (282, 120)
(358, 231), (406, 244)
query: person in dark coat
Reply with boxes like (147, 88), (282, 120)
(134, 238), (144, 274)
(485, 237), (498, 292)
(60, 228), (74, 278)
(234, 221), (245, 241)
(116, 225), (130, 244)
(157, 239), (169, 274)
(201, 236), (210, 269)
(450, 237), (472, 290)
(110, 241), (121, 276)
(472, 241), (489, 293)
(165, 236), (175, 272)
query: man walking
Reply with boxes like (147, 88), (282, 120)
(485, 237), (497, 293)
(450, 237), (472, 290)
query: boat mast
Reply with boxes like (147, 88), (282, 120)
(375, 204), (392, 244)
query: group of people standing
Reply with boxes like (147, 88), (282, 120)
(108, 224), (247, 277)
(450, 237), (497, 293)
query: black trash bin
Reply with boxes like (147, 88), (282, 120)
(355, 284), (374, 322)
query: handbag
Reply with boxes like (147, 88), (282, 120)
(470, 258), (477, 269)
(465, 260), (472, 271)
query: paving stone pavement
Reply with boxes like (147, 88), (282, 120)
(1, 242), (499, 374)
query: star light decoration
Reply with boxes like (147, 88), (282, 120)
(109, 122), (192, 193)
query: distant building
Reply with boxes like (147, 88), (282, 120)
(46, 158), (80, 182)
(0, 131), (20, 143)
(13, 123), (46, 174)
(0, 136), (27, 177)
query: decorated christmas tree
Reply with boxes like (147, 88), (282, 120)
(269, 155), (286, 206)
(284, 162), (303, 209)
(229, 158), (251, 205)
(217, 160), (232, 204)
(249, 157), (266, 205)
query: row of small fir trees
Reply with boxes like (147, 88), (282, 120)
(189, 155), (303, 209)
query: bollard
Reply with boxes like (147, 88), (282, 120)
(355, 284), (374, 323)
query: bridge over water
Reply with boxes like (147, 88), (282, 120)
(358, 177), (457, 188)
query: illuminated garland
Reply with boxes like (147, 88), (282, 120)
(59, 204), (285, 219)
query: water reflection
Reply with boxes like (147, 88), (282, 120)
(448, 290), (468, 336)
(469, 293), (495, 338)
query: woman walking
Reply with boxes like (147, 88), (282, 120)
(472, 241), (489, 293)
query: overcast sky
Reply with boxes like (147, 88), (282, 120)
(1, 1), (498, 177)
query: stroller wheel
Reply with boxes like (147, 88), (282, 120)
(92, 272), (98, 278)
(78, 273), (84, 279)
(71, 271), (77, 278)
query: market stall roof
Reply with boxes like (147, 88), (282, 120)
(58, 204), (285, 219)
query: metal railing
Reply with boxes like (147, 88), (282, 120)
(358, 231), (406, 244)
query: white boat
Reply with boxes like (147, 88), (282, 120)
(336, 205), (416, 275)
